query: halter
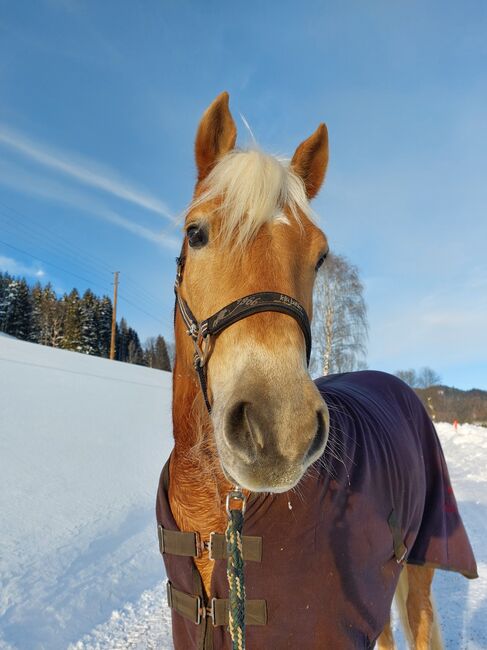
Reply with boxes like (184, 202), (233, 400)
(174, 255), (312, 413)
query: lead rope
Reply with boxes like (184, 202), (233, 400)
(226, 488), (247, 650)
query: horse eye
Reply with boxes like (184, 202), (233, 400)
(315, 251), (328, 271)
(187, 224), (208, 248)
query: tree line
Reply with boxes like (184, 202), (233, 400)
(0, 272), (170, 371)
(395, 367), (441, 388)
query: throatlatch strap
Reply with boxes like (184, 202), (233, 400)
(166, 582), (267, 626)
(194, 357), (212, 413)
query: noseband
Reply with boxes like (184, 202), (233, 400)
(174, 256), (312, 412)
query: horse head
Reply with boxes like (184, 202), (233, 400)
(174, 92), (330, 493)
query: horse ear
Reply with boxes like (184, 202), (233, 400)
(291, 124), (329, 199)
(195, 92), (237, 182)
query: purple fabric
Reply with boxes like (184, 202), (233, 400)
(156, 370), (477, 649)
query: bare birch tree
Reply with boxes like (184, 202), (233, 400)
(310, 252), (368, 377)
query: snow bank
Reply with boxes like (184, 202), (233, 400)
(0, 337), (173, 649)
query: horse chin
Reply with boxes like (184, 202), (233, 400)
(220, 458), (305, 494)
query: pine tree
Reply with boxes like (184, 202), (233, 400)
(61, 289), (82, 352)
(0, 273), (12, 322)
(144, 335), (171, 371)
(97, 296), (113, 357)
(116, 318), (129, 362)
(38, 283), (63, 347)
(0, 270), (147, 367)
(30, 283), (43, 343)
(0, 278), (32, 340)
(127, 327), (144, 365)
(79, 289), (99, 355)
(0, 273), (13, 332)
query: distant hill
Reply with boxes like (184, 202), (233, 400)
(416, 385), (487, 426)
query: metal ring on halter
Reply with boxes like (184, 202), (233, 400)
(226, 488), (247, 517)
(193, 334), (210, 366)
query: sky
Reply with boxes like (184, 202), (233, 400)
(0, 1), (486, 389)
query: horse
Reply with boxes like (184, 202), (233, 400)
(156, 92), (477, 649)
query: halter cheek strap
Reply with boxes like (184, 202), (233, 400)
(174, 256), (312, 413)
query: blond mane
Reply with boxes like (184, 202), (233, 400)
(187, 148), (314, 248)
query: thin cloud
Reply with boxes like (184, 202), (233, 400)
(0, 161), (180, 250)
(0, 124), (174, 221)
(0, 255), (45, 278)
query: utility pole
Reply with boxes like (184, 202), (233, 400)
(109, 271), (119, 360)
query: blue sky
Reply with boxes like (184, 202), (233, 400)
(0, 1), (486, 389)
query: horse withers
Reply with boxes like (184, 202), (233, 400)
(156, 92), (477, 649)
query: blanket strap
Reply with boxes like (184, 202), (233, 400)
(157, 525), (262, 561)
(166, 582), (267, 626)
(388, 510), (408, 564)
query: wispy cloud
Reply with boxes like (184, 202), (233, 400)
(0, 161), (181, 250)
(0, 255), (45, 278)
(0, 124), (174, 220)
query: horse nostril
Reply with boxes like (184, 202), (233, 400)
(224, 401), (255, 457)
(224, 400), (266, 461)
(306, 410), (326, 461)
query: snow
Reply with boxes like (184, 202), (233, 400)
(1, 336), (486, 648)
(0, 337), (173, 649)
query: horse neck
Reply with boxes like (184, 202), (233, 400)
(169, 324), (230, 539)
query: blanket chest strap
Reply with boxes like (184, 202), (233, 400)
(158, 525), (262, 561)
(166, 581), (267, 626)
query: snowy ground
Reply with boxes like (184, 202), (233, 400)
(0, 337), (173, 649)
(1, 336), (486, 648)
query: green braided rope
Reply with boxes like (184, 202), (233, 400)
(226, 507), (246, 650)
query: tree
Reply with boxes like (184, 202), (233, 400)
(29, 283), (64, 347)
(30, 282), (43, 343)
(0, 278), (32, 340)
(79, 290), (99, 355)
(311, 253), (368, 377)
(395, 367), (441, 388)
(116, 319), (144, 365)
(61, 289), (82, 352)
(128, 338), (144, 365)
(0, 270), (149, 367)
(144, 335), (171, 371)
(97, 296), (113, 358)
(417, 367), (441, 388)
(0, 273), (12, 319)
(395, 369), (418, 387)
(116, 318), (129, 362)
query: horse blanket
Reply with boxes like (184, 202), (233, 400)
(156, 370), (477, 649)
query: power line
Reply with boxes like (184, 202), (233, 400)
(0, 237), (165, 324)
(0, 199), (168, 310)
(0, 237), (111, 292)
(117, 293), (164, 324)
(0, 208), (164, 313)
